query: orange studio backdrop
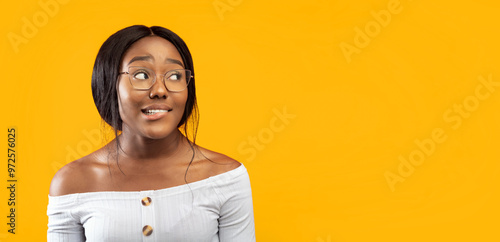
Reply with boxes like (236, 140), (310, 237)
(1, 0), (500, 241)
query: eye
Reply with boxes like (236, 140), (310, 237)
(133, 71), (150, 80)
(167, 71), (183, 81)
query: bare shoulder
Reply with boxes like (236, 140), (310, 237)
(193, 145), (242, 177)
(49, 151), (107, 196)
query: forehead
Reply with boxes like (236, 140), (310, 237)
(121, 36), (183, 66)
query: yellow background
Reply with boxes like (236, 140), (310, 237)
(1, 0), (500, 241)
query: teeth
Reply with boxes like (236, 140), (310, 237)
(144, 109), (170, 115)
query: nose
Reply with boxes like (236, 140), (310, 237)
(149, 75), (168, 99)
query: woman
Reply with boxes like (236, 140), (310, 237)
(47, 25), (255, 241)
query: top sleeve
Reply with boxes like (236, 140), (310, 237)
(214, 166), (256, 242)
(47, 195), (86, 242)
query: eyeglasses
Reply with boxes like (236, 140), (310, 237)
(119, 66), (193, 92)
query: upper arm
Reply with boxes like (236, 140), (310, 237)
(217, 167), (255, 241)
(47, 161), (87, 241)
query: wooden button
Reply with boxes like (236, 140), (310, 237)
(141, 197), (152, 206)
(143, 225), (153, 236)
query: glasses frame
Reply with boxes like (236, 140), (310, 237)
(119, 66), (193, 92)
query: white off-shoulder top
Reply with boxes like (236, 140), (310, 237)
(47, 164), (255, 242)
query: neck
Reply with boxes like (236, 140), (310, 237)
(116, 128), (188, 161)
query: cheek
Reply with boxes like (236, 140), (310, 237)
(173, 91), (189, 111)
(117, 83), (142, 119)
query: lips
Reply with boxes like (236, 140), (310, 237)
(141, 104), (173, 116)
(143, 109), (169, 115)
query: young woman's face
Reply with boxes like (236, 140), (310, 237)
(117, 36), (188, 139)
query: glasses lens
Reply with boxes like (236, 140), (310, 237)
(164, 69), (191, 92)
(127, 67), (191, 91)
(129, 67), (154, 89)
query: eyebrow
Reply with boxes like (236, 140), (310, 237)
(166, 58), (184, 67)
(127, 55), (184, 67)
(128, 55), (152, 65)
